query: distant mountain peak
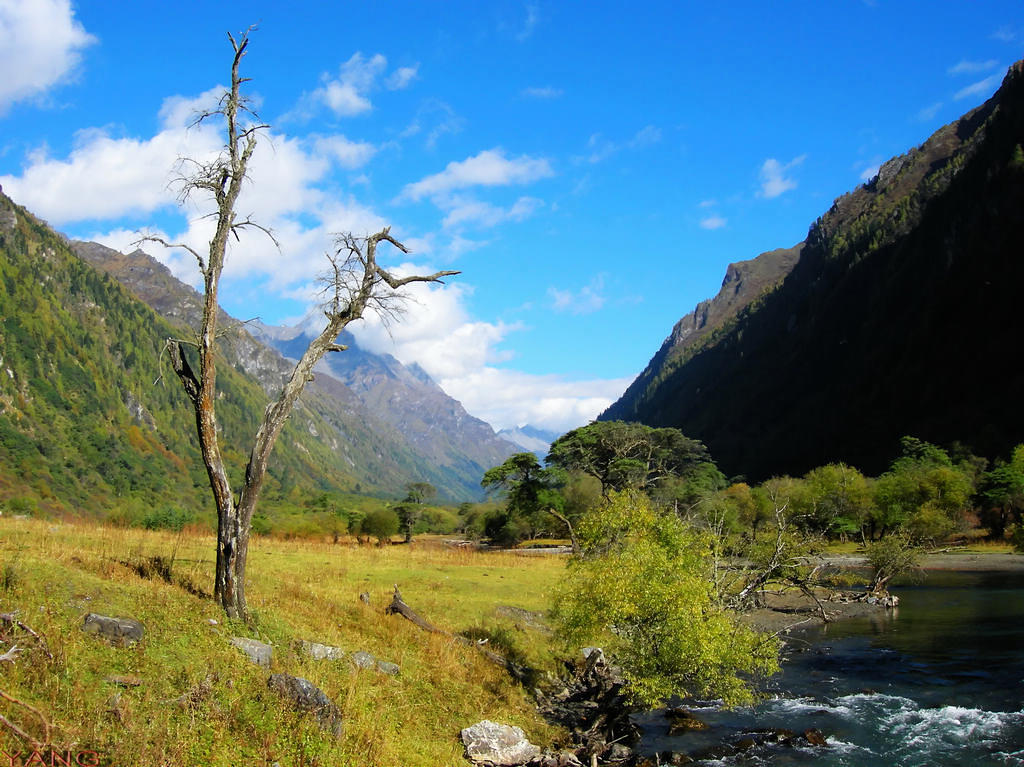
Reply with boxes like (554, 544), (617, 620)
(70, 239), (517, 499)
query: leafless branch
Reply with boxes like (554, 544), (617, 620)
(230, 216), (279, 248)
(0, 689), (50, 749)
(0, 613), (52, 661)
(133, 234), (206, 272)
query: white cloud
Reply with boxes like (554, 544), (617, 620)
(859, 164), (880, 182)
(516, 3), (539, 41)
(0, 0), (96, 114)
(385, 64), (419, 90)
(157, 86), (226, 129)
(584, 133), (618, 164)
(948, 59), (998, 76)
(400, 99), (465, 149)
(629, 125), (662, 148)
(348, 272), (626, 433)
(350, 272), (517, 379)
(992, 26), (1018, 43)
(0, 124), (217, 223)
(521, 86), (563, 99)
(313, 134), (377, 169)
(917, 102), (943, 121)
(549, 275), (606, 315)
(400, 149), (553, 201)
(440, 368), (630, 434)
(700, 215), (727, 230)
(311, 52), (392, 117)
(954, 73), (1001, 101)
(578, 126), (661, 164)
(442, 195), (543, 230)
(758, 155), (805, 199)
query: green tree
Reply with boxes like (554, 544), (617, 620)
(871, 437), (973, 542)
(865, 535), (921, 594)
(481, 453), (575, 550)
(360, 508), (399, 544)
(547, 421), (714, 495)
(977, 444), (1024, 540)
(551, 492), (779, 707)
(795, 463), (874, 539)
(396, 481), (437, 542)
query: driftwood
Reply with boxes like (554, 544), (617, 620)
(0, 612), (53, 660)
(385, 585), (533, 682)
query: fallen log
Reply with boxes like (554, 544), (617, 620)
(384, 585), (534, 683)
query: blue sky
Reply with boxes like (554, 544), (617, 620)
(1, 1), (1021, 433)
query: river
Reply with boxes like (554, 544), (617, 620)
(636, 570), (1024, 766)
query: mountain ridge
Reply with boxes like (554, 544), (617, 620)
(70, 240), (517, 500)
(602, 60), (1024, 479)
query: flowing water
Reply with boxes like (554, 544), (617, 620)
(636, 570), (1024, 766)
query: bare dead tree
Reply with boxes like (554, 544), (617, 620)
(141, 30), (457, 620)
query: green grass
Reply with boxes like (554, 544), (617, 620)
(0, 518), (566, 765)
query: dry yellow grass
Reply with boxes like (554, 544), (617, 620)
(0, 518), (567, 765)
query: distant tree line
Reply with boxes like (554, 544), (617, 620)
(476, 421), (1024, 708)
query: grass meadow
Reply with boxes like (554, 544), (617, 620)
(0, 517), (567, 766)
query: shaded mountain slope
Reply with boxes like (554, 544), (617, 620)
(603, 243), (802, 424)
(602, 61), (1024, 480)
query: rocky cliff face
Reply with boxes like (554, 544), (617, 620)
(602, 60), (1024, 480)
(71, 241), (517, 499)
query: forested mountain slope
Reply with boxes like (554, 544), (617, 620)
(0, 190), (509, 516)
(602, 61), (1024, 480)
(0, 191), (363, 514)
(71, 242), (516, 500)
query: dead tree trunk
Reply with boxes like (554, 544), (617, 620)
(146, 31), (457, 620)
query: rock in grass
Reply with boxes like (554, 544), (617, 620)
(81, 613), (144, 647)
(351, 650), (376, 669)
(376, 660), (400, 675)
(230, 637), (272, 668)
(266, 673), (343, 739)
(460, 720), (542, 765)
(297, 640), (345, 661)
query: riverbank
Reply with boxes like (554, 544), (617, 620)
(821, 550), (1024, 572)
(738, 550), (1024, 634)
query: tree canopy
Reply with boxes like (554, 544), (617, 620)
(547, 421), (713, 495)
(551, 491), (779, 707)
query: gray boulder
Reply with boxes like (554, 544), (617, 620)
(351, 650), (376, 669)
(266, 673), (343, 739)
(461, 720), (542, 765)
(297, 640), (345, 661)
(81, 613), (144, 647)
(376, 660), (400, 675)
(230, 637), (272, 668)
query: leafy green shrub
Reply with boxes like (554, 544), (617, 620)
(360, 508), (399, 544)
(141, 505), (193, 532)
(552, 491), (779, 707)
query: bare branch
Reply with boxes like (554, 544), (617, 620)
(0, 612), (52, 661)
(0, 689), (50, 749)
(133, 234), (206, 273)
(230, 216), (280, 249)
(374, 266), (462, 290)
